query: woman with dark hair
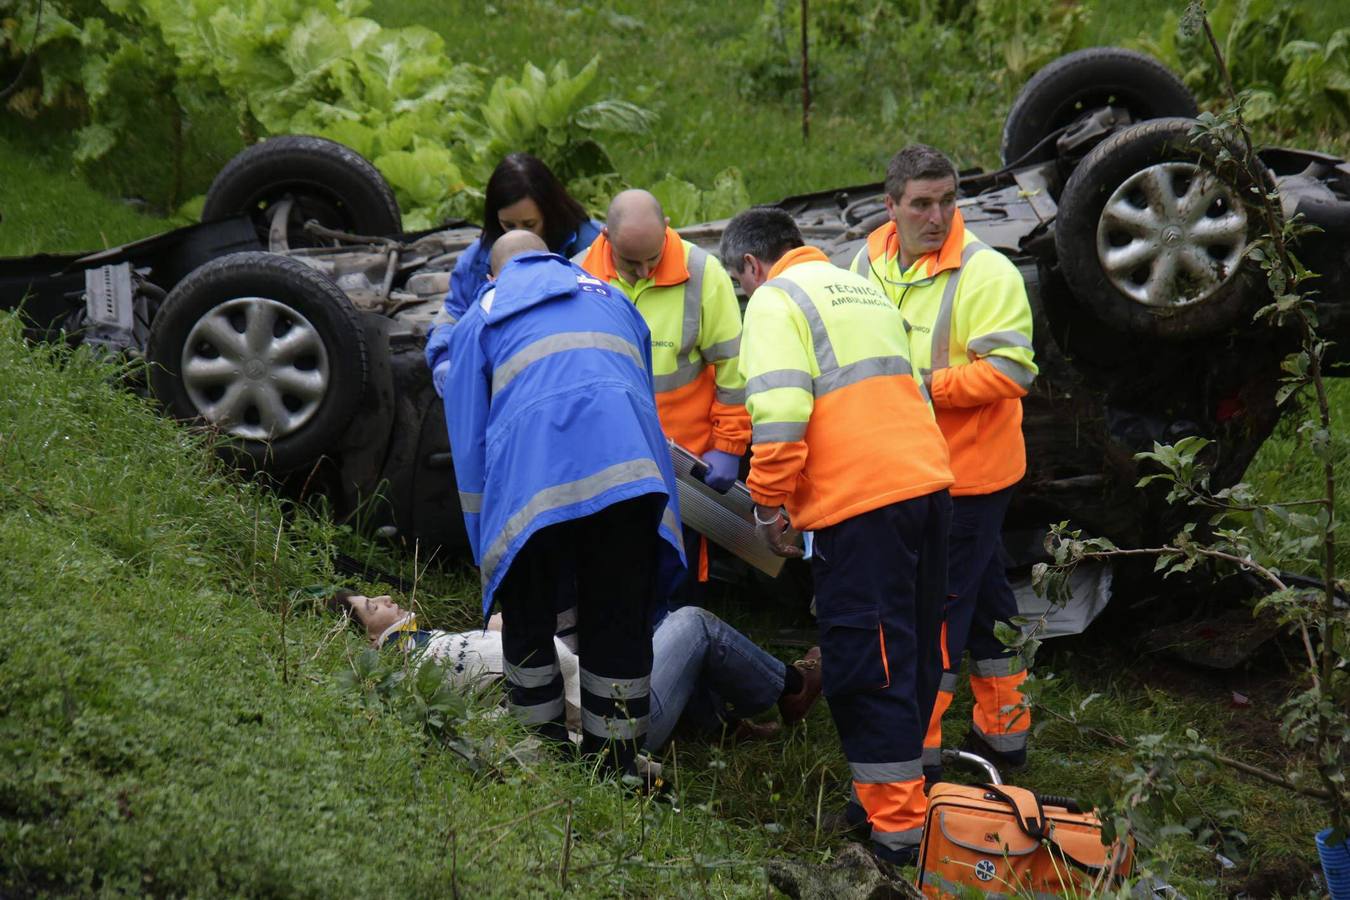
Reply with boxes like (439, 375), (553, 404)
(425, 153), (603, 396)
(446, 153), (603, 322)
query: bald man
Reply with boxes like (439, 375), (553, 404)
(579, 190), (750, 599)
(440, 233), (686, 780)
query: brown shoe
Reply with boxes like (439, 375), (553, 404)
(731, 718), (782, 742)
(778, 646), (822, 725)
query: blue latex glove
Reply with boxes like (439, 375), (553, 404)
(432, 359), (451, 398)
(700, 449), (740, 493)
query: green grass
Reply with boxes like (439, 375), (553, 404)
(0, 132), (175, 256)
(0, 318), (784, 896)
(4, 1), (1350, 895)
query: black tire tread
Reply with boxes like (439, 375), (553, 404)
(202, 135), (401, 237)
(1002, 47), (1198, 166)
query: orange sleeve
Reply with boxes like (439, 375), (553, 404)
(710, 401), (750, 455)
(747, 440), (809, 508)
(930, 359), (1027, 409)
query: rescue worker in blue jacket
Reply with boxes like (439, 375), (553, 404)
(440, 229), (685, 778)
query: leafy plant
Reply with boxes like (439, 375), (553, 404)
(1018, 3), (1350, 866)
(1139, 0), (1350, 136)
(650, 167), (750, 228)
(0, 0), (657, 227)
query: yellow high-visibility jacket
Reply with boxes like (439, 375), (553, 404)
(851, 211), (1037, 495)
(740, 246), (953, 531)
(580, 228), (749, 456)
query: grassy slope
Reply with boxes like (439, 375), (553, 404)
(0, 320), (772, 896)
(3, 0), (1349, 895)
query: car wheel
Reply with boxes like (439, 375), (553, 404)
(202, 136), (402, 247)
(147, 252), (369, 472)
(1001, 47), (1198, 166)
(1054, 117), (1271, 340)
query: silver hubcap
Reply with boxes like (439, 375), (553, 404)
(180, 297), (329, 441)
(1096, 161), (1248, 308)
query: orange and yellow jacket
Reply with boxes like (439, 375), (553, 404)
(580, 228), (750, 456)
(739, 246), (953, 532)
(850, 211), (1037, 496)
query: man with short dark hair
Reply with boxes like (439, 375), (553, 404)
(440, 230), (685, 778)
(852, 145), (1039, 782)
(722, 205), (954, 864)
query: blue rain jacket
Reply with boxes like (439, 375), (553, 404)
(443, 251), (686, 614)
(427, 220), (602, 374)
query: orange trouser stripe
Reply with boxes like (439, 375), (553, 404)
(854, 778), (927, 833)
(924, 689), (954, 751)
(971, 670), (1030, 736)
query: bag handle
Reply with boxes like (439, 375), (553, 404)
(980, 785), (1126, 879)
(980, 784), (1048, 840)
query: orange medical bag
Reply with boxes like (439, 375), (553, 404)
(917, 782), (1134, 897)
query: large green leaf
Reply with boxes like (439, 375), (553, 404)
(573, 99), (655, 135)
(650, 174), (703, 229)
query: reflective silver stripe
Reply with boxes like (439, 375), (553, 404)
(968, 330), (1032, 355)
(752, 421), (808, 443)
(745, 369), (813, 396)
(652, 361), (703, 393)
(715, 386), (745, 405)
(570, 249), (587, 265)
(922, 746), (942, 767)
(814, 355), (912, 396)
(510, 696), (565, 725)
(923, 872), (1050, 900)
(459, 490), (482, 514)
(582, 710), (649, 741)
(763, 277), (839, 372)
(492, 331), (645, 395)
(481, 458), (665, 586)
(972, 724), (1029, 749)
(505, 661), (560, 689)
(701, 335), (739, 363)
(580, 671), (650, 699)
(986, 355), (1036, 390)
(919, 381), (932, 406)
(850, 759), (923, 784)
(939, 671), (958, 693)
(973, 656), (1026, 678)
(930, 241), (990, 371)
(853, 249), (870, 276)
(555, 605), (577, 633)
(870, 826), (923, 850)
(679, 245), (708, 359)
(661, 505), (683, 550)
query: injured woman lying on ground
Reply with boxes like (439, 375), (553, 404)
(329, 591), (822, 754)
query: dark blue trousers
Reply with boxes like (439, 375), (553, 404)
(811, 490), (950, 849)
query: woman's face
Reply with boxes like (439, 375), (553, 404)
(497, 197), (546, 240)
(348, 594), (407, 637)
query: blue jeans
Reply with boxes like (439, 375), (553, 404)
(647, 606), (787, 749)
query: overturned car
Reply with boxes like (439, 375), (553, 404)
(4, 47), (1349, 590)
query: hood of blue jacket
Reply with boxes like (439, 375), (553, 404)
(482, 252), (583, 324)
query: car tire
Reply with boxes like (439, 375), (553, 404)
(147, 251), (369, 472)
(202, 136), (401, 246)
(1001, 47), (1198, 166)
(1054, 117), (1271, 340)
